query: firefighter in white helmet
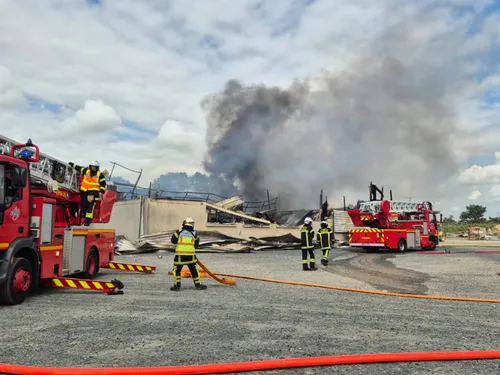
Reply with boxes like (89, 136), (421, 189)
(69, 159), (107, 226)
(169, 217), (207, 291)
(300, 217), (317, 271)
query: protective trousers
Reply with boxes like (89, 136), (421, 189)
(321, 249), (330, 265)
(301, 249), (317, 271)
(80, 191), (99, 225)
(171, 255), (204, 289)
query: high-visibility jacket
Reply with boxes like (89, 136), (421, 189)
(317, 227), (332, 250)
(81, 169), (104, 192)
(69, 163), (106, 193)
(300, 224), (314, 250)
(173, 229), (198, 255)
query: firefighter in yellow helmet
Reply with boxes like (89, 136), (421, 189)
(69, 160), (107, 226)
(317, 220), (333, 266)
(170, 217), (207, 291)
(300, 217), (317, 271)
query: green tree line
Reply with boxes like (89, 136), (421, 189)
(443, 204), (500, 233)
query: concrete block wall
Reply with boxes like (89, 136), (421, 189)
(332, 210), (356, 233)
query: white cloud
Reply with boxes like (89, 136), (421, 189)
(488, 185), (500, 198)
(468, 190), (482, 200)
(0, 0), (498, 215)
(458, 152), (500, 184)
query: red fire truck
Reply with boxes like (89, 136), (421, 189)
(347, 183), (442, 252)
(0, 136), (155, 305)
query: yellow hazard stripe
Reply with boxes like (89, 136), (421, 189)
(39, 245), (63, 251)
(118, 263), (126, 270)
(137, 265), (144, 271)
(93, 282), (104, 289)
(349, 229), (382, 233)
(127, 264), (135, 271)
(66, 280), (77, 288)
(73, 229), (115, 236)
(79, 281), (91, 289)
(53, 279), (64, 287)
(108, 263), (116, 269)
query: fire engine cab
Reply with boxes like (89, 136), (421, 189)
(347, 183), (441, 252)
(0, 135), (155, 305)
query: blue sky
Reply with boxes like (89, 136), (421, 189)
(0, 0), (499, 215)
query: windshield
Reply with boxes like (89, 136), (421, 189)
(429, 212), (438, 226)
(0, 164), (4, 205)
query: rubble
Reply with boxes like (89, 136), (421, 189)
(115, 231), (302, 255)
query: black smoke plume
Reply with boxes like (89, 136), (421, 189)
(201, 7), (480, 209)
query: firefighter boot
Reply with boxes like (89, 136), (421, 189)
(170, 283), (181, 291)
(195, 284), (207, 290)
(321, 258), (328, 266)
(302, 264), (310, 271)
(309, 262), (318, 271)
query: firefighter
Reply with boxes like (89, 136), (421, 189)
(317, 220), (333, 266)
(170, 217), (207, 291)
(300, 217), (317, 271)
(69, 160), (106, 226)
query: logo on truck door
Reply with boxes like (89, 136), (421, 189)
(10, 206), (20, 221)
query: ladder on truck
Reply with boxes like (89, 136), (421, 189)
(0, 134), (80, 193)
(359, 200), (432, 214)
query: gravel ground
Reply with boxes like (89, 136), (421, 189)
(0, 248), (499, 374)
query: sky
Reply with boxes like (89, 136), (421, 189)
(0, 0), (499, 217)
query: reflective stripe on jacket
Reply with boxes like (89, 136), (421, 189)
(300, 225), (314, 249)
(81, 170), (103, 192)
(175, 229), (196, 255)
(317, 228), (332, 250)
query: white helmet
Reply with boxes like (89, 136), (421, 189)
(184, 217), (195, 227)
(304, 217), (312, 224)
(89, 160), (100, 167)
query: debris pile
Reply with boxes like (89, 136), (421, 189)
(115, 231), (301, 255)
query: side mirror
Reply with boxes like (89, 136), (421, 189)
(11, 167), (27, 189)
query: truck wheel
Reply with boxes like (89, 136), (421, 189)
(427, 237), (437, 250)
(0, 257), (33, 305)
(81, 249), (99, 279)
(397, 238), (407, 252)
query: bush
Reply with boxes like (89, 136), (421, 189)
(443, 222), (500, 234)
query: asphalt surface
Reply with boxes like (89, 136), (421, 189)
(0, 247), (499, 374)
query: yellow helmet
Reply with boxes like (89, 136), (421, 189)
(184, 217), (195, 227)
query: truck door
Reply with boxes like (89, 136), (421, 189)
(0, 163), (29, 244)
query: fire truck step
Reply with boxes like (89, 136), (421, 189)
(40, 277), (124, 295)
(102, 262), (156, 273)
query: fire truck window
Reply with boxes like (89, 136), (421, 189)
(4, 165), (23, 204)
(0, 164), (5, 205)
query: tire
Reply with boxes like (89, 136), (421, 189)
(397, 238), (407, 252)
(81, 248), (99, 279)
(427, 237), (437, 251)
(0, 257), (33, 305)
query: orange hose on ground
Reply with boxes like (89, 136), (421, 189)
(0, 350), (499, 374)
(196, 259), (236, 285)
(213, 273), (500, 304)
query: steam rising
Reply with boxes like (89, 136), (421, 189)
(201, 10), (473, 209)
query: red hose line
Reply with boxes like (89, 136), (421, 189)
(0, 350), (499, 375)
(418, 250), (500, 254)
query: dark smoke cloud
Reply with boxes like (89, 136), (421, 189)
(201, 6), (479, 209)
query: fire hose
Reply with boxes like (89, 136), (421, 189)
(0, 350), (499, 374)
